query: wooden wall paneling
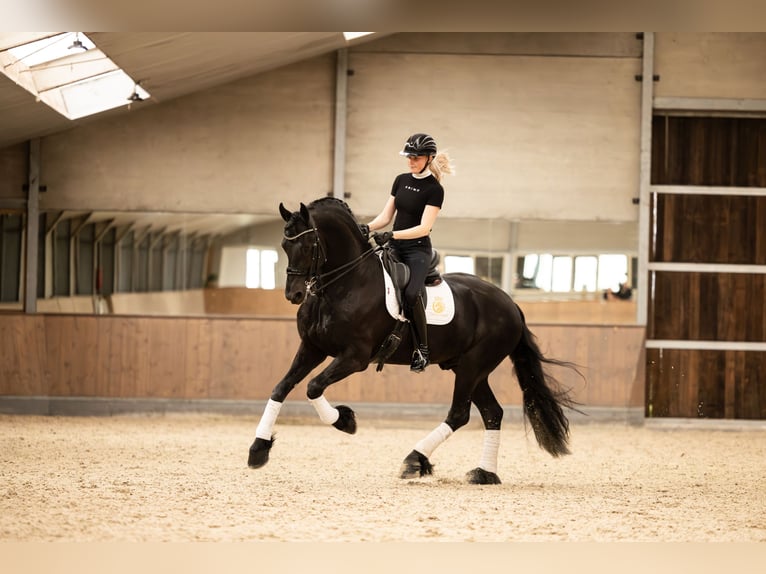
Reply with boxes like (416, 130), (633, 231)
(647, 349), (686, 417)
(207, 319), (261, 400)
(740, 352), (765, 418)
(76, 316), (100, 396)
(130, 318), (152, 398)
(1, 316), (645, 413)
(696, 350), (724, 418)
(232, 319), (271, 400)
(647, 349), (765, 418)
(652, 194), (766, 264)
(183, 318), (213, 399)
(109, 316), (134, 398)
(20, 316), (48, 395)
(145, 318), (184, 398)
(651, 272), (766, 342)
(45, 316), (76, 396)
(94, 316), (114, 396)
(758, 197), (766, 262)
(0, 315), (46, 395)
(723, 350), (742, 419)
(652, 116), (766, 187)
(250, 319), (304, 400)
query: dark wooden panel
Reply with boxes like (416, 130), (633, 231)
(652, 116), (766, 186)
(647, 348), (766, 419)
(649, 272), (766, 342)
(652, 194), (766, 264)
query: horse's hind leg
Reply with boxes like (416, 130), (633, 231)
(400, 368), (480, 479)
(465, 378), (503, 485)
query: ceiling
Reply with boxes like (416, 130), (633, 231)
(0, 32), (384, 237)
(0, 32), (384, 149)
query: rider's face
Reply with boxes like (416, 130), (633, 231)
(406, 154), (429, 173)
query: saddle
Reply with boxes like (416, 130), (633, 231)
(380, 246), (442, 295)
(373, 246), (442, 371)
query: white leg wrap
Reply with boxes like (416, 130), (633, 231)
(255, 399), (283, 440)
(414, 422), (453, 458)
(478, 430), (501, 474)
(309, 395), (340, 425)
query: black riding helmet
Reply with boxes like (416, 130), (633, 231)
(400, 133), (437, 157)
(400, 133), (437, 174)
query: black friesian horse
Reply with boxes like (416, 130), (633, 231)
(248, 197), (579, 484)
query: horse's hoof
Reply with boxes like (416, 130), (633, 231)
(466, 467), (502, 485)
(332, 405), (357, 435)
(399, 450), (433, 479)
(248, 437), (274, 468)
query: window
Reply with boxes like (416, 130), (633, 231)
(1, 33), (150, 120)
(573, 256), (597, 292)
(0, 214), (23, 302)
(443, 253), (506, 289)
(246, 248), (278, 289)
(516, 253), (633, 294)
(443, 255), (474, 274)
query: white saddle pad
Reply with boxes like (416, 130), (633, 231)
(378, 256), (455, 325)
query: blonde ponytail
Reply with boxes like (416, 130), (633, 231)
(429, 151), (455, 182)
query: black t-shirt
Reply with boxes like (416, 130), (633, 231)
(390, 173), (444, 232)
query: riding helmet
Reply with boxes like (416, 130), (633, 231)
(400, 133), (437, 157)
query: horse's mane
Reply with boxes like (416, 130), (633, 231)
(307, 196), (357, 222)
(306, 196), (366, 247)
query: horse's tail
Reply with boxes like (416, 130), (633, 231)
(510, 304), (581, 457)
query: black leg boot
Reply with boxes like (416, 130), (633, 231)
(409, 295), (429, 373)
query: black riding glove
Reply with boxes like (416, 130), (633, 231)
(358, 223), (370, 239)
(373, 231), (394, 246)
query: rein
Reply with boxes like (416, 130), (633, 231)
(284, 226), (379, 296)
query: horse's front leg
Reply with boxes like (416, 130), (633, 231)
(248, 341), (327, 469)
(305, 352), (369, 435)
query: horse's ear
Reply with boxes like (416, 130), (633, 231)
(279, 202), (292, 222)
(299, 203), (310, 224)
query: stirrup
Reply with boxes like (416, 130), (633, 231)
(410, 346), (429, 373)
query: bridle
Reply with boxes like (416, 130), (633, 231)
(283, 224), (378, 296)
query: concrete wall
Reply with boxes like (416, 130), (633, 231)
(31, 33), (644, 228)
(655, 33), (766, 100)
(37, 54), (336, 213)
(345, 33), (642, 222)
(4, 32), (764, 318)
(0, 142), (26, 199)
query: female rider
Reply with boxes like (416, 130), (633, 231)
(360, 133), (454, 372)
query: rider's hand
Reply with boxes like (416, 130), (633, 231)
(358, 223), (370, 239)
(373, 231), (394, 246)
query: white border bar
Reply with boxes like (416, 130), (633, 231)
(648, 262), (766, 274)
(647, 339), (766, 351)
(653, 184), (766, 197)
(636, 32), (654, 327)
(654, 96), (766, 113)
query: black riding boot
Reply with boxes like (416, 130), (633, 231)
(409, 295), (429, 373)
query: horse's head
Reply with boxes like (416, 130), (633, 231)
(279, 202), (320, 304)
(279, 198), (371, 304)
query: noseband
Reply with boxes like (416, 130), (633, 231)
(284, 224), (377, 296)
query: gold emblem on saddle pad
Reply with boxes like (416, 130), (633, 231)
(431, 296), (446, 314)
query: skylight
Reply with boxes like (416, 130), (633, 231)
(343, 32), (374, 41)
(0, 32), (150, 120)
